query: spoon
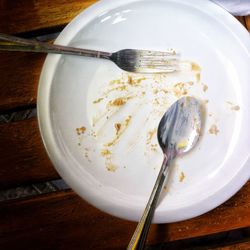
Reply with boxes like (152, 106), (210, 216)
(127, 96), (202, 250)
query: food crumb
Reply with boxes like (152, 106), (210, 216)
(105, 115), (132, 147)
(84, 150), (91, 163)
(101, 149), (111, 156)
(202, 84), (208, 92)
(90, 130), (97, 137)
(147, 128), (157, 144)
(227, 102), (240, 111)
(179, 171), (185, 182)
(191, 62), (201, 71)
(106, 162), (117, 172)
(209, 124), (219, 135)
(110, 97), (127, 106)
(173, 82), (189, 98)
(115, 123), (122, 135)
(127, 75), (146, 85)
(196, 73), (200, 82)
(151, 144), (158, 151)
(110, 78), (122, 85)
(93, 97), (104, 104)
(231, 105), (240, 111)
(76, 126), (86, 135)
(128, 75), (133, 85)
(177, 139), (188, 150)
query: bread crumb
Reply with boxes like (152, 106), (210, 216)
(173, 82), (189, 98)
(179, 171), (185, 182)
(146, 128), (157, 144)
(105, 115), (132, 147)
(209, 124), (219, 135)
(101, 149), (111, 156)
(115, 123), (121, 135)
(191, 62), (201, 71)
(110, 97), (127, 106)
(76, 126), (86, 135)
(106, 162), (117, 172)
(127, 75), (146, 85)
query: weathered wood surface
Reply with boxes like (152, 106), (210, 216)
(0, 181), (249, 249)
(0, 0), (97, 34)
(0, 118), (58, 188)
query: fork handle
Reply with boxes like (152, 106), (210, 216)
(0, 33), (112, 59)
(127, 155), (170, 250)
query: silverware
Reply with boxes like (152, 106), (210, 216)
(127, 96), (202, 250)
(0, 33), (178, 73)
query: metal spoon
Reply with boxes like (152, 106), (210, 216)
(127, 96), (202, 250)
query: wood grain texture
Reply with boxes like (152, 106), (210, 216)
(245, 16), (250, 31)
(211, 241), (250, 250)
(0, 118), (58, 188)
(236, 16), (246, 27)
(0, 52), (45, 112)
(0, 181), (249, 249)
(0, 0), (97, 34)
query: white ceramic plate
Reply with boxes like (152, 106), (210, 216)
(38, 0), (250, 223)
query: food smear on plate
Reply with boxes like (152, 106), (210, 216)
(76, 59), (218, 178)
(208, 124), (219, 135)
(226, 101), (240, 111)
(77, 58), (239, 182)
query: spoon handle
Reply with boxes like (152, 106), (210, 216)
(127, 156), (170, 250)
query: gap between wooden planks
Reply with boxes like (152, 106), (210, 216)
(0, 181), (249, 250)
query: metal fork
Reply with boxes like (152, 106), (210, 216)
(0, 33), (178, 73)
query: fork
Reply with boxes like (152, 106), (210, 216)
(0, 33), (178, 73)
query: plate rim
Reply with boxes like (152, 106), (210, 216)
(37, 0), (250, 223)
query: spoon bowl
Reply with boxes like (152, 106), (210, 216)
(128, 96), (202, 250)
(158, 96), (202, 157)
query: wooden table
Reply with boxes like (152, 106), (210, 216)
(0, 1), (249, 249)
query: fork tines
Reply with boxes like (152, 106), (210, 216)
(111, 49), (179, 73)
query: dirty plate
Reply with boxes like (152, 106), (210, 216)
(38, 0), (250, 223)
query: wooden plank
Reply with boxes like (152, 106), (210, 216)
(0, 16), (249, 113)
(0, 181), (249, 249)
(0, 52), (45, 112)
(0, 0), (97, 34)
(211, 242), (250, 250)
(0, 118), (59, 188)
(245, 16), (250, 32)
(236, 16), (246, 27)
